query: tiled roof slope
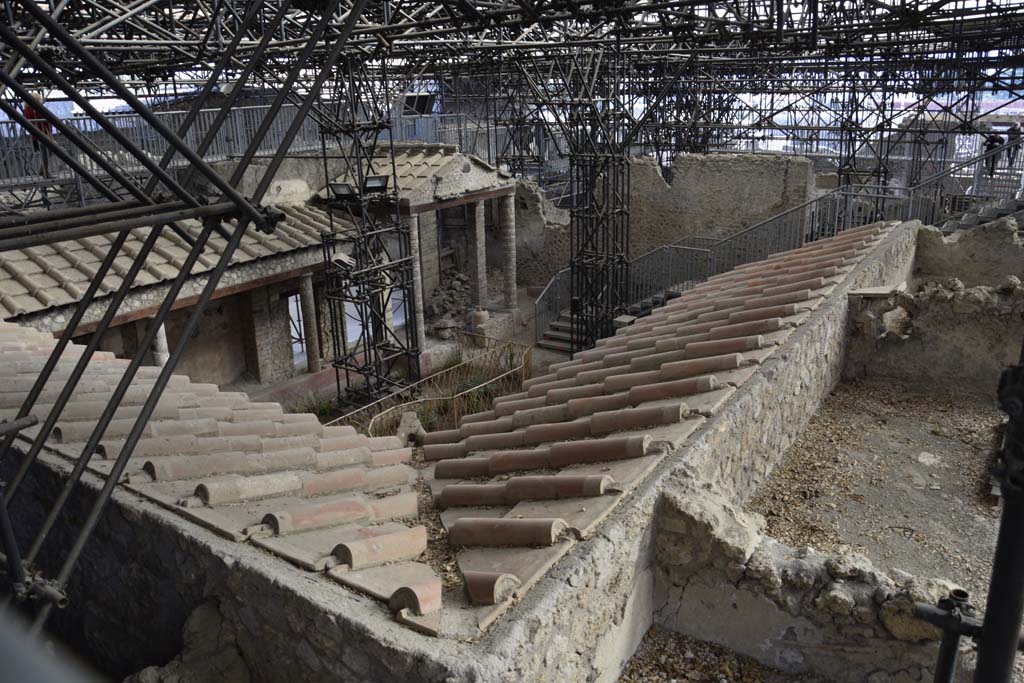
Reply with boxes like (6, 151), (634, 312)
(415, 220), (893, 632)
(323, 143), (512, 204)
(0, 320), (441, 635)
(0, 204), (338, 321)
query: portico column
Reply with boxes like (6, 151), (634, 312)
(299, 272), (321, 373)
(498, 193), (517, 310)
(408, 214), (427, 350)
(469, 200), (487, 308)
(150, 319), (169, 367)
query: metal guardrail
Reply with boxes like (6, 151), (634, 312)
(533, 267), (571, 344)
(532, 137), (1024, 338)
(326, 330), (531, 436)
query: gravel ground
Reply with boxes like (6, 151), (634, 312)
(619, 627), (824, 683)
(747, 380), (1003, 606)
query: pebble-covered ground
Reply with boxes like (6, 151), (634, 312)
(747, 380), (1003, 606)
(618, 627), (824, 682)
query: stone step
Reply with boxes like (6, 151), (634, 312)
(536, 338), (572, 353)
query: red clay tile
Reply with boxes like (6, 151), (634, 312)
(463, 571), (521, 605)
(511, 404), (569, 428)
(762, 278), (826, 296)
(683, 337), (762, 358)
(544, 383), (605, 404)
(744, 289), (812, 308)
(548, 434), (650, 466)
(333, 525), (428, 570)
(603, 369), (662, 393)
(492, 395), (547, 417)
(565, 392), (632, 419)
(659, 353), (741, 381)
(437, 484), (508, 507)
(460, 410), (497, 426)
(448, 517), (568, 547)
(524, 418), (592, 445)
(423, 442), (468, 461)
(627, 375), (717, 404)
(370, 448), (414, 466)
(488, 448), (553, 474)
(728, 304), (797, 324)
(263, 497), (371, 535)
(433, 457), (492, 479)
(506, 474), (615, 500)
(590, 403), (686, 435)
(389, 577), (442, 616)
(706, 318), (782, 340)
(465, 430), (528, 452)
(421, 428), (461, 446)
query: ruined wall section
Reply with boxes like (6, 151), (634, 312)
(513, 154), (816, 289)
(630, 153), (816, 255)
(654, 473), (960, 682)
(844, 278), (1024, 393)
(915, 218), (1024, 287)
(514, 180), (570, 287)
(3, 224), (919, 683)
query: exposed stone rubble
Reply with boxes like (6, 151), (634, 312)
(654, 470), (963, 683)
(426, 268), (472, 339)
(914, 217), (1024, 287)
(125, 602), (251, 683)
(846, 270), (1024, 391)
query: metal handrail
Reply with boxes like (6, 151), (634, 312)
(326, 330), (531, 433)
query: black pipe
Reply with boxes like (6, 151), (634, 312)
(0, 25), (200, 207)
(974, 346), (1024, 681)
(0, 202), (235, 251)
(0, 200), (144, 231)
(5, 227), (163, 509)
(14, 0), (266, 230)
(23, 222), (215, 574)
(0, 201), (187, 239)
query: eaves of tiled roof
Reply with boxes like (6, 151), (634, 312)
(0, 204), (340, 321)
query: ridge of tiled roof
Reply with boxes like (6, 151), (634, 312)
(0, 203), (339, 321)
(412, 220), (892, 632)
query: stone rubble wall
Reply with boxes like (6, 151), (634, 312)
(513, 153), (816, 289)
(844, 276), (1024, 393)
(654, 471), (962, 683)
(630, 154), (816, 256)
(914, 218), (1024, 287)
(847, 221), (1024, 393)
(514, 180), (571, 288)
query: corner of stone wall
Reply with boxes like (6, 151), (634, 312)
(914, 217), (1024, 287)
(653, 474), (964, 683)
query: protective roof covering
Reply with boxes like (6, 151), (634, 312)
(323, 143), (513, 205)
(0, 204), (339, 321)
(0, 219), (893, 640)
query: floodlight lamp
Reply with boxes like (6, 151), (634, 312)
(364, 175), (389, 193)
(329, 182), (357, 200)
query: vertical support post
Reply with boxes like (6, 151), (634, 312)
(299, 273), (321, 373)
(408, 214), (427, 351)
(499, 193), (517, 311)
(470, 200), (488, 308)
(150, 319), (169, 367)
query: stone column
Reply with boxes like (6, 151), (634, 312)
(299, 273), (321, 373)
(498, 193), (517, 310)
(469, 200), (488, 308)
(150, 319), (169, 367)
(408, 214), (427, 349)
